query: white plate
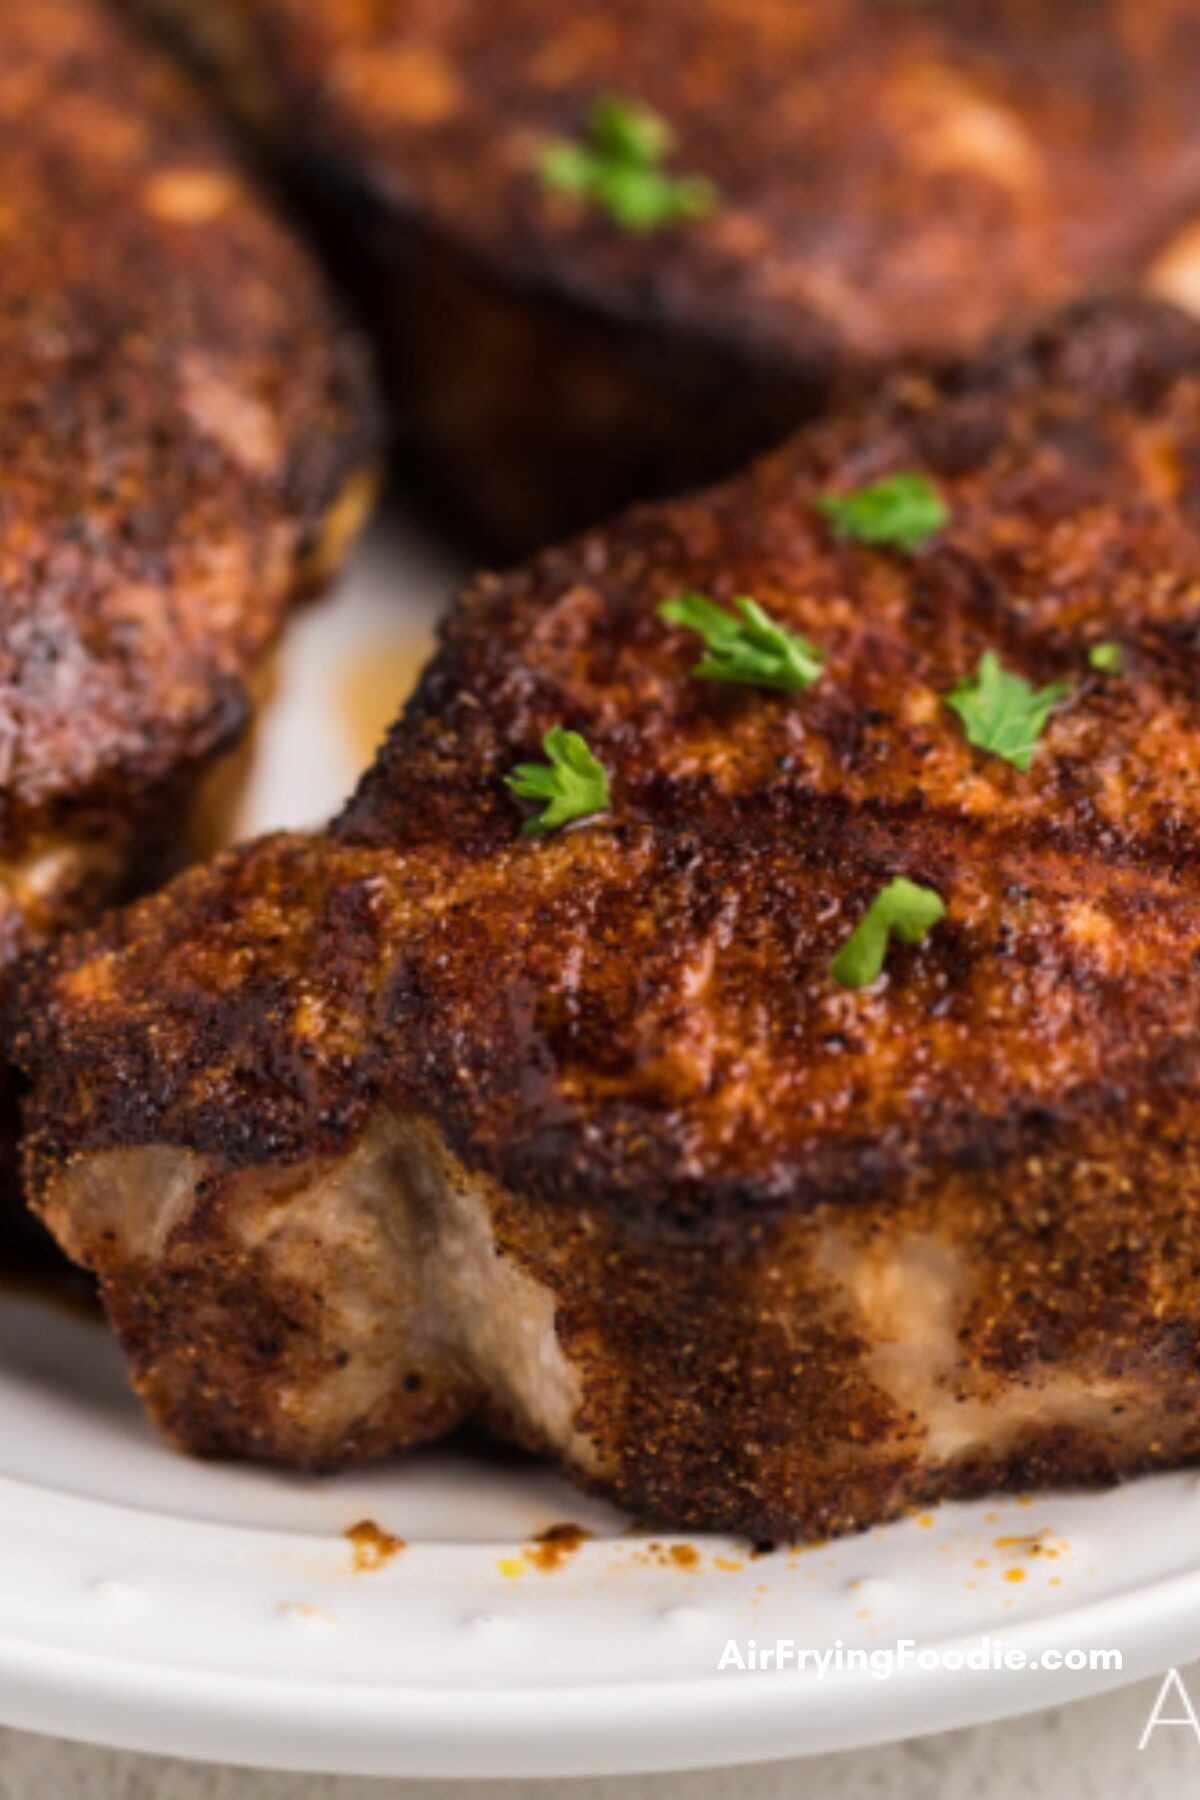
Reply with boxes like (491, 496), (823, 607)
(0, 515), (1193, 1778)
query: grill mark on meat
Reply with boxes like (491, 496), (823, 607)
(16, 298), (1200, 1538)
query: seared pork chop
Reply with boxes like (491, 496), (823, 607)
(14, 298), (1200, 1541)
(0, 0), (374, 1200)
(131, 0), (1200, 550)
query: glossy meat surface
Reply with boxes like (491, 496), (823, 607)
(15, 300), (1200, 1537)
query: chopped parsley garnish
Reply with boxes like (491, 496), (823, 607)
(658, 591), (823, 694)
(945, 651), (1071, 772)
(537, 96), (717, 234)
(832, 878), (946, 990)
(816, 471), (948, 554)
(1088, 640), (1124, 676)
(505, 728), (610, 835)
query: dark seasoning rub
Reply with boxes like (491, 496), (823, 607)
(0, 0), (373, 901)
(0, 0), (375, 1201)
(131, 0), (1200, 549)
(13, 300), (1200, 1541)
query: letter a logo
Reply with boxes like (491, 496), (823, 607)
(1139, 1668), (1200, 1749)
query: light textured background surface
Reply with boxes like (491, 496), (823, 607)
(3, 1666), (1199, 1798)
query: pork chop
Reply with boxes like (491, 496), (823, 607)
(14, 297), (1200, 1541)
(130, 0), (1200, 549)
(0, 0), (375, 1203)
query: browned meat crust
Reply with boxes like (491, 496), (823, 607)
(130, 0), (1200, 549)
(0, 0), (376, 958)
(0, 0), (376, 1220)
(14, 298), (1200, 1540)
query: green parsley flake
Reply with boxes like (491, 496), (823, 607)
(505, 728), (611, 835)
(1088, 640), (1124, 676)
(945, 651), (1071, 772)
(658, 591), (823, 694)
(816, 472), (948, 554)
(537, 96), (717, 234)
(588, 94), (672, 164)
(832, 878), (946, 990)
